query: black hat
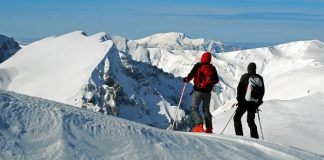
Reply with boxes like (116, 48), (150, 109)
(247, 62), (256, 75)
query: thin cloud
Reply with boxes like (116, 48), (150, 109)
(152, 12), (324, 22)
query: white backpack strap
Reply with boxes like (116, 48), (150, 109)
(245, 76), (261, 103)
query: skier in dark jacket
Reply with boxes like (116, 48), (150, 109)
(234, 62), (265, 139)
(183, 52), (219, 133)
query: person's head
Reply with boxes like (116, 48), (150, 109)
(201, 52), (211, 64)
(247, 62), (257, 75)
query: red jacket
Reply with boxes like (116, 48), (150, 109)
(185, 52), (219, 92)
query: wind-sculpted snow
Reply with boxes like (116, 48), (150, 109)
(0, 90), (323, 160)
(0, 91), (64, 159)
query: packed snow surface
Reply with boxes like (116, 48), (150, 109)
(0, 90), (323, 160)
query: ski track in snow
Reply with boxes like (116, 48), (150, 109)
(0, 90), (323, 160)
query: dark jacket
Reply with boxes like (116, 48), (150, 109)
(186, 62), (219, 92)
(237, 73), (265, 104)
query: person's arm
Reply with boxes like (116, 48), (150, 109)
(236, 74), (247, 103)
(184, 63), (201, 82)
(213, 66), (219, 84)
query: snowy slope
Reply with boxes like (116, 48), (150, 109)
(134, 32), (240, 53)
(0, 34), (21, 63)
(111, 36), (152, 63)
(213, 92), (324, 155)
(0, 90), (323, 160)
(118, 38), (324, 154)
(0, 31), (194, 130)
(0, 31), (112, 106)
(215, 40), (324, 101)
(210, 40), (324, 155)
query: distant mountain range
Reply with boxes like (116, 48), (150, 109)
(134, 32), (240, 53)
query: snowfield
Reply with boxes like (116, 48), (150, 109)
(213, 92), (324, 155)
(1, 31), (324, 157)
(0, 90), (323, 160)
(0, 31), (112, 106)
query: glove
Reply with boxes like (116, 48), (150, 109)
(183, 77), (189, 83)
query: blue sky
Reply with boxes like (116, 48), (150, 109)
(1, 0), (324, 43)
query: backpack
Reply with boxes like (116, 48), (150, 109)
(197, 64), (216, 90)
(245, 76), (263, 103)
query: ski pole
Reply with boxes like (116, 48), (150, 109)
(170, 83), (187, 131)
(257, 110), (264, 140)
(220, 105), (237, 134)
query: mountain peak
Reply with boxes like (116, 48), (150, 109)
(90, 32), (111, 42)
(135, 32), (193, 46)
(0, 34), (15, 44)
(60, 30), (88, 37)
(54, 31), (111, 43)
(145, 32), (189, 39)
(306, 39), (323, 46)
(0, 34), (21, 63)
(134, 32), (239, 53)
(0, 34), (9, 43)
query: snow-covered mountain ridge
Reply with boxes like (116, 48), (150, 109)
(215, 40), (324, 101)
(0, 90), (322, 160)
(0, 31), (194, 130)
(134, 32), (240, 53)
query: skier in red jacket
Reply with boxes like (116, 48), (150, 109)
(183, 52), (219, 133)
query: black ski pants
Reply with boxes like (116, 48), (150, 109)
(233, 101), (259, 139)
